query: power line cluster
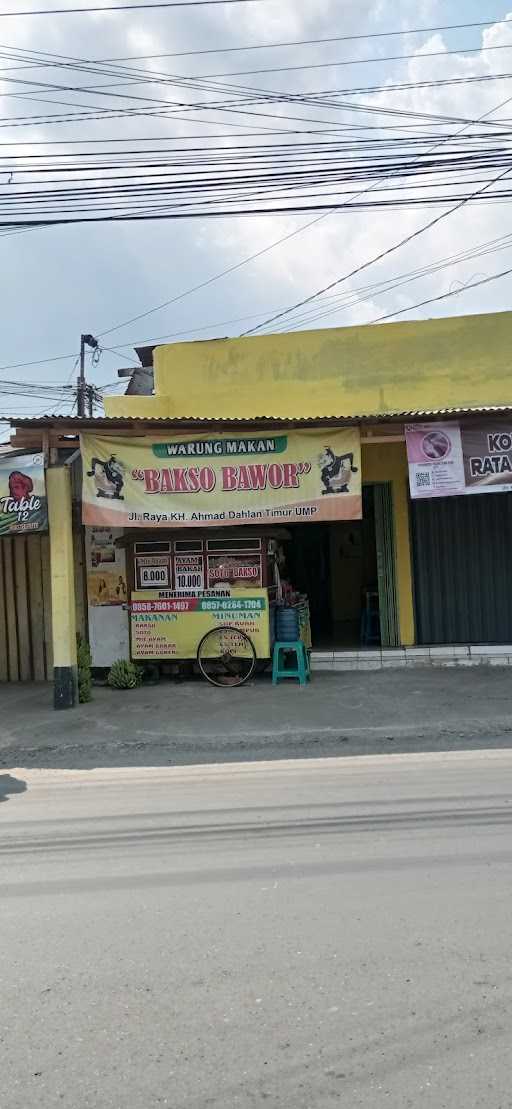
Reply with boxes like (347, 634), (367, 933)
(0, 378), (75, 401)
(0, 22), (512, 228)
(0, 376), (79, 421)
(3, 40), (512, 126)
(1, 10), (512, 415)
(3, 139), (512, 226)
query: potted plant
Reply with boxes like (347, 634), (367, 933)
(77, 635), (92, 703)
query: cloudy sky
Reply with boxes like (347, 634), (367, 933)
(1, 0), (512, 427)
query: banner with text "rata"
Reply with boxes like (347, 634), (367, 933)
(406, 422), (512, 499)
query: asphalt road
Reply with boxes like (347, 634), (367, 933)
(2, 751), (512, 1108)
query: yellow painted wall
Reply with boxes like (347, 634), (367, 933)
(105, 310), (512, 420)
(362, 441), (415, 646)
(47, 467), (78, 670)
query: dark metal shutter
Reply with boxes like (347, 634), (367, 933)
(412, 492), (512, 644)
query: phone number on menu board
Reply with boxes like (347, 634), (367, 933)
(131, 597), (265, 613)
(201, 598), (263, 610)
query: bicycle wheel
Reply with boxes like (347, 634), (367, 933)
(197, 625), (256, 687)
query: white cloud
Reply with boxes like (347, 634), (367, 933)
(1, 0), (512, 421)
(222, 0), (344, 42)
(125, 26), (163, 55)
(201, 5), (512, 333)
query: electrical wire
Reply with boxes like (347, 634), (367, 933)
(3, 146), (512, 222)
(7, 58), (512, 124)
(0, 133), (509, 171)
(4, 13), (512, 63)
(91, 155), (512, 334)
(96, 210), (354, 337)
(369, 264), (512, 324)
(0, 0), (270, 16)
(268, 233), (512, 333)
(1, 13), (511, 163)
(27, 214), (512, 385)
(6, 38), (512, 87)
(0, 352), (78, 377)
(2, 14), (512, 389)
(3, 59), (512, 139)
(241, 91), (512, 336)
(100, 305), (318, 349)
(66, 115), (512, 334)
(195, 42), (512, 80)
(4, 32), (512, 141)
(5, 234), (512, 399)
(97, 228), (512, 351)
(5, 65), (489, 334)
(1, 92), (509, 137)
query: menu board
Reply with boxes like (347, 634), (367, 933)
(174, 554), (205, 593)
(207, 555), (261, 587)
(130, 588), (270, 659)
(135, 555), (170, 589)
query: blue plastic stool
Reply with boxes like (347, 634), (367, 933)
(272, 641), (310, 686)
(360, 589), (380, 647)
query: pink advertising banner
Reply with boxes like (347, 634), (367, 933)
(406, 422), (512, 499)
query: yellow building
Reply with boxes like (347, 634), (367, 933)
(106, 310), (512, 422)
(103, 308), (512, 654)
(7, 309), (512, 705)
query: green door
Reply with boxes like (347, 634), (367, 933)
(373, 482), (400, 647)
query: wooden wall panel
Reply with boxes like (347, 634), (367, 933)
(0, 526), (86, 682)
(0, 542), (8, 682)
(3, 538), (19, 681)
(27, 536), (46, 682)
(14, 537), (31, 681)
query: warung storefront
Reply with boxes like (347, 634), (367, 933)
(80, 424), (397, 684)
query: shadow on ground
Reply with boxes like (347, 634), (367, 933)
(0, 773), (27, 803)
(1, 669), (512, 770)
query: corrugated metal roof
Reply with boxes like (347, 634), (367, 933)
(394, 406), (512, 417)
(7, 406), (512, 430)
(10, 414), (380, 427)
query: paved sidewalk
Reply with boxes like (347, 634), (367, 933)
(1, 668), (512, 768)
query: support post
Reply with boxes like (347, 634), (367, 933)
(47, 467), (78, 709)
(77, 334), (86, 418)
(391, 473), (415, 646)
(77, 333), (98, 417)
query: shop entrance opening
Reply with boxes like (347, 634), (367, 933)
(285, 484), (399, 649)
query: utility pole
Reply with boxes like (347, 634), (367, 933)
(77, 333), (99, 417)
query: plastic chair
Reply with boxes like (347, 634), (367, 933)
(272, 641), (310, 686)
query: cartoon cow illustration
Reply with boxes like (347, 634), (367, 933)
(87, 455), (125, 500)
(319, 446), (358, 495)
